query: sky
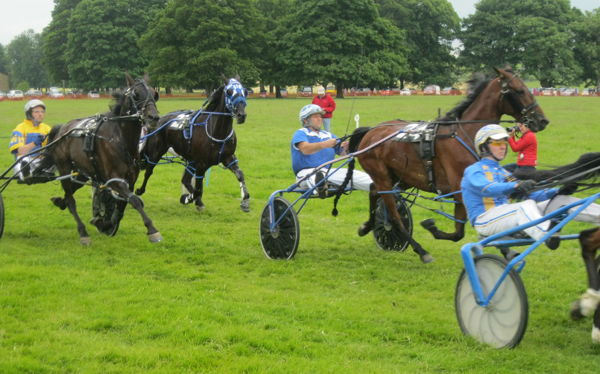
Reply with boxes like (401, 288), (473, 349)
(0, 0), (599, 45)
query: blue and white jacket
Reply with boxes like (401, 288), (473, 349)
(461, 158), (557, 225)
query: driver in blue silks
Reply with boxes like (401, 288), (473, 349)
(461, 124), (600, 249)
(291, 104), (372, 196)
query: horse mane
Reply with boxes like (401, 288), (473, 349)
(528, 152), (600, 183)
(109, 91), (127, 116)
(205, 86), (225, 111)
(438, 68), (516, 121)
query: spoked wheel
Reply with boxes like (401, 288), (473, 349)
(455, 254), (528, 348)
(0, 193), (4, 238)
(373, 195), (412, 251)
(260, 197), (299, 260)
(91, 188), (122, 237)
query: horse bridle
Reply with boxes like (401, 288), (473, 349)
(498, 74), (540, 127)
(224, 79), (247, 116)
(123, 79), (158, 123)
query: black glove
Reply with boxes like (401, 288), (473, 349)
(514, 179), (536, 195)
(558, 183), (578, 195)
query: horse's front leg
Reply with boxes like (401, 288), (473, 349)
(135, 162), (156, 196)
(112, 181), (162, 243)
(421, 202), (466, 241)
(223, 155), (250, 212)
(51, 181), (90, 245)
(570, 228), (600, 323)
(358, 183), (378, 236)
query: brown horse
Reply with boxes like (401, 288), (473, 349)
(347, 67), (549, 263)
(45, 73), (161, 245)
(136, 76), (249, 212)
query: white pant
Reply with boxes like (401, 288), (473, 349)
(296, 167), (373, 192)
(13, 156), (42, 181)
(474, 196), (600, 240)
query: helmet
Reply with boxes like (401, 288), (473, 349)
(299, 104), (325, 126)
(25, 99), (46, 113)
(474, 124), (508, 156)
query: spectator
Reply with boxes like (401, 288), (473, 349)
(504, 122), (537, 177)
(312, 86), (336, 132)
(291, 104), (371, 197)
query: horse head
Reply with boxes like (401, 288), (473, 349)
(223, 76), (247, 124)
(123, 73), (160, 130)
(494, 67), (549, 132)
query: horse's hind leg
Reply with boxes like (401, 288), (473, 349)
(180, 166), (206, 212)
(135, 162), (156, 195)
(421, 201), (466, 242)
(223, 155), (250, 212)
(570, 228), (600, 338)
(52, 181), (91, 245)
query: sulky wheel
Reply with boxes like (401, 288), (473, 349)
(0, 193), (4, 238)
(260, 197), (299, 260)
(373, 195), (412, 251)
(455, 254), (528, 348)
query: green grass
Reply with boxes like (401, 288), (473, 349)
(0, 95), (599, 372)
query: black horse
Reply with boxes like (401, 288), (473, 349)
(527, 152), (600, 343)
(136, 76), (249, 212)
(45, 73), (161, 245)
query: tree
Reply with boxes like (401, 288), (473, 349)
(573, 9), (600, 87)
(460, 0), (581, 87)
(6, 30), (48, 88)
(0, 44), (8, 74)
(66, 0), (166, 90)
(140, 0), (264, 91)
(375, 0), (460, 87)
(42, 0), (83, 85)
(276, 0), (407, 98)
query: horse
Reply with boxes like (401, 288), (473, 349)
(45, 73), (162, 245)
(345, 67), (549, 263)
(526, 152), (600, 343)
(136, 76), (249, 212)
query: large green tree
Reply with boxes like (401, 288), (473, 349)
(573, 9), (600, 87)
(140, 0), (264, 91)
(6, 30), (48, 89)
(42, 0), (83, 85)
(460, 0), (581, 87)
(0, 44), (8, 74)
(376, 0), (460, 87)
(66, 0), (165, 90)
(276, 0), (407, 98)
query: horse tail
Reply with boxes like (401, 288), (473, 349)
(331, 158), (356, 217)
(348, 127), (371, 153)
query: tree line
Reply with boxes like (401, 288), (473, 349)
(0, 0), (598, 97)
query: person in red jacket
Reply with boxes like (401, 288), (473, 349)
(504, 122), (537, 177)
(312, 86), (336, 132)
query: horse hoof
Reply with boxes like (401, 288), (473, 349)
(569, 300), (585, 320)
(420, 218), (436, 231)
(420, 254), (434, 264)
(593, 326), (600, 344)
(240, 200), (250, 212)
(148, 232), (163, 243)
(180, 195), (192, 205)
(80, 236), (91, 246)
(51, 197), (67, 210)
(196, 204), (205, 212)
(135, 188), (144, 195)
(358, 223), (372, 237)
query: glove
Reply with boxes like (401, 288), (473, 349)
(558, 183), (578, 195)
(514, 179), (536, 195)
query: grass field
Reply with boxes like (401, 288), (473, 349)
(0, 94), (599, 373)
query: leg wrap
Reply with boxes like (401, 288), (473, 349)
(580, 288), (600, 317)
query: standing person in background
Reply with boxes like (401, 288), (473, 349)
(504, 122), (537, 177)
(312, 86), (336, 132)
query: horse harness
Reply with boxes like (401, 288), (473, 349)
(391, 121), (477, 194)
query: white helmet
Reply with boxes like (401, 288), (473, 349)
(474, 124), (508, 156)
(299, 104), (325, 126)
(25, 99), (46, 113)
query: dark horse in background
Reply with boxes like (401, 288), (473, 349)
(45, 74), (162, 245)
(527, 152), (600, 344)
(136, 76), (249, 212)
(346, 67), (549, 263)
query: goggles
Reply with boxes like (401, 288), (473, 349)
(488, 139), (508, 147)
